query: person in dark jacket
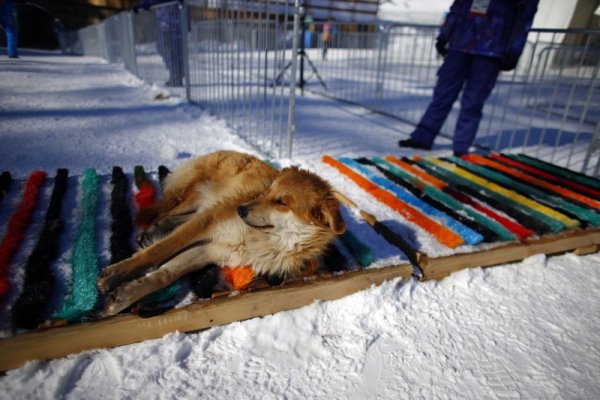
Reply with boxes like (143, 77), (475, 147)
(399, 0), (539, 156)
(134, 0), (183, 86)
(0, 0), (18, 58)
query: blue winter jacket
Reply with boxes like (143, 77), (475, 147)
(438, 0), (539, 58)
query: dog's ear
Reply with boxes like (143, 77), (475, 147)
(313, 198), (346, 235)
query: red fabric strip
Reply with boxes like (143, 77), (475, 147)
(0, 171), (47, 297)
(489, 153), (600, 199)
(470, 154), (600, 209)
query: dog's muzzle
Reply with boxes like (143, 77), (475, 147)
(237, 205), (273, 230)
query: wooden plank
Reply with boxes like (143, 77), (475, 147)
(421, 227), (600, 280)
(0, 263), (413, 372)
(573, 244), (599, 256)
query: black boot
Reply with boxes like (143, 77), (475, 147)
(398, 138), (431, 151)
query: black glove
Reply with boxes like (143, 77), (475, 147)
(500, 52), (520, 71)
(435, 39), (448, 57)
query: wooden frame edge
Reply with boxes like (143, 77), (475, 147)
(0, 263), (413, 371)
(421, 227), (600, 280)
(4, 227), (599, 371)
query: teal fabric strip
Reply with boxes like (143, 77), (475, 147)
(340, 230), (374, 268)
(137, 281), (181, 308)
(53, 168), (99, 322)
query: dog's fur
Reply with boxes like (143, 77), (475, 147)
(97, 151), (346, 316)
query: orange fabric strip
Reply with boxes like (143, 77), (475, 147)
(323, 155), (462, 248)
(385, 155), (446, 189)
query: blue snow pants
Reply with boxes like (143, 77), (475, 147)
(0, 0), (18, 58)
(410, 51), (501, 154)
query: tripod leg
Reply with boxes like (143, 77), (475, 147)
(304, 54), (328, 90)
(274, 61), (293, 86)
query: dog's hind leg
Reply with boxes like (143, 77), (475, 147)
(137, 187), (205, 246)
(98, 210), (215, 293)
(103, 246), (209, 316)
(136, 195), (179, 228)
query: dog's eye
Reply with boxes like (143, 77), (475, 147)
(274, 197), (286, 206)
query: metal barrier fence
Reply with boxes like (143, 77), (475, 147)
(62, 0), (299, 158)
(305, 22), (600, 175)
(185, 0), (299, 158)
(62, 7), (600, 174)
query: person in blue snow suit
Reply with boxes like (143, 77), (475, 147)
(134, 0), (184, 86)
(399, 0), (539, 156)
(0, 0), (18, 58)
(304, 15), (315, 50)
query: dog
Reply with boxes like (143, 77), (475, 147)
(97, 150), (346, 316)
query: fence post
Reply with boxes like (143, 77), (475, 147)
(181, 1), (191, 102)
(285, 0), (302, 158)
(583, 120), (600, 176)
(99, 23), (109, 61)
(374, 24), (389, 113)
(126, 11), (139, 76)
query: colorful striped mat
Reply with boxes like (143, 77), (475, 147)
(1, 153), (599, 332)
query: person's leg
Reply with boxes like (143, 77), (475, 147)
(453, 55), (501, 154)
(304, 31), (311, 49)
(403, 51), (469, 149)
(6, 25), (18, 58)
(158, 30), (183, 86)
(171, 31), (183, 85)
(156, 30), (169, 68)
(2, 0), (19, 58)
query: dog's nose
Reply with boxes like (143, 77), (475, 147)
(237, 205), (248, 219)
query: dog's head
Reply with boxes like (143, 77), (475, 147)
(237, 166), (346, 237)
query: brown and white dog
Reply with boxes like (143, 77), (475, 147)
(97, 150), (346, 315)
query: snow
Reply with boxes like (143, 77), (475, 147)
(378, 0), (451, 24)
(1, 50), (600, 399)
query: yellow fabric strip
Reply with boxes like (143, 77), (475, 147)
(427, 158), (579, 229)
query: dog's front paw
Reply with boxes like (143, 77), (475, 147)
(97, 264), (123, 293)
(104, 286), (133, 316)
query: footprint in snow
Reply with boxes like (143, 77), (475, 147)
(58, 352), (121, 399)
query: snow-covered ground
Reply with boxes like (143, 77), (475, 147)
(0, 51), (599, 399)
(378, 0), (450, 24)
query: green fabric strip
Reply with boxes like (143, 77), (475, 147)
(340, 230), (374, 267)
(509, 154), (600, 191)
(372, 157), (515, 241)
(452, 157), (600, 226)
(417, 158), (566, 233)
(53, 168), (99, 322)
